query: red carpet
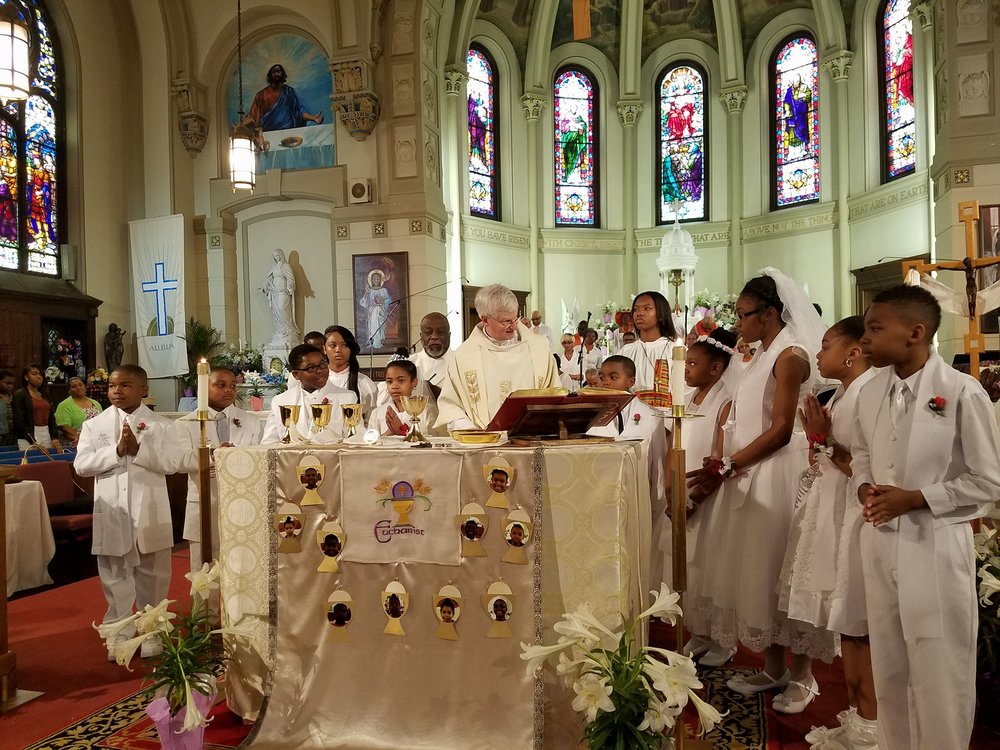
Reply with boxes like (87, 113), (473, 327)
(1, 548), (250, 750)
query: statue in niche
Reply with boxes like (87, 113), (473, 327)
(104, 323), (125, 372)
(260, 249), (300, 346)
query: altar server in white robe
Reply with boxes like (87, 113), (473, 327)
(323, 326), (379, 418)
(671, 330), (735, 668)
(262, 344), (358, 443)
(436, 284), (560, 430)
(852, 285), (1000, 750)
(174, 366), (263, 570)
(74, 365), (182, 659)
(586, 356), (667, 583)
(618, 291), (679, 392)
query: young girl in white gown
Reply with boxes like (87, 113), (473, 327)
(778, 316), (880, 748)
(671, 328), (736, 667)
(685, 269), (830, 715)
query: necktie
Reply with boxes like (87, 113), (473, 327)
(889, 381), (908, 429)
(217, 414), (230, 444)
(616, 412), (624, 435)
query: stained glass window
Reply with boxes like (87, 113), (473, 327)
(881, 0), (916, 180)
(772, 34), (819, 208)
(0, 0), (61, 275)
(657, 63), (706, 223)
(467, 46), (499, 220)
(554, 67), (597, 226)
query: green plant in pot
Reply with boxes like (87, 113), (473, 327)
(179, 317), (224, 394)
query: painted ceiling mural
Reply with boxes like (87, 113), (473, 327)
(642, 0), (717, 59)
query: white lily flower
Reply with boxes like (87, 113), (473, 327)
(571, 672), (616, 724)
(553, 603), (619, 647)
(974, 528), (998, 560)
(643, 651), (701, 706)
(180, 681), (209, 732)
(556, 647), (603, 684)
(185, 562), (221, 602)
(134, 600), (177, 635)
(113, 632), (150, 668)
(637, 698), (682, 733)
(519, 639), (573, 675)
(94, 612), (141, 646)
(979, 562), (1000, 606)
(688, 688), (727, 734)
(637, 583), (683, 625)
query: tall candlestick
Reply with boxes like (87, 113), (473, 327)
(670, 343), (686, 413)
(196, 358), (210, 415)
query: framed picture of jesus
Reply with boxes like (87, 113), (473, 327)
(352, 252), (409, 355)
(979, 204), (1000, 334)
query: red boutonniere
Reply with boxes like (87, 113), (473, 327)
(321, 397), (330, 405)
(399, 423), (411, 436)
(136, 422), (148, 433)
(633, 413), (641, 425)
(232, 418), (242, 428)
(928, 396), (946, 416)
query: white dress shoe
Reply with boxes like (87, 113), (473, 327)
(698, 643), (737, 668)
(727, 668), (790, 695)
(773, 675), (820, 714)
(140, 636), (164, 658)
(683, 635), (712, 658)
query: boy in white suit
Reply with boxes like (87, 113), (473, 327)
(74, 365), (181, 659)
(173, 366), (262, 570)
(853, 285), (1000, 750)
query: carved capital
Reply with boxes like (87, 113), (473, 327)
(171, 77), (208, 156)
(719, 85), (748, 114)
(521, 93), (545, 121)
(912, 1), (932, 31)
(822, 50), (855, 82)
(332, 92), (381, 141)
(616, 100), (643, 127)
(332, 59), (375, 96)
(444, 67), (467, 96)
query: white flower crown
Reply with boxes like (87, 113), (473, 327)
(695, 335), (735, 356)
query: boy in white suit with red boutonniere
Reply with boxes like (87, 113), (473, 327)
(853, 285), (1000, 750)
(74, 365), (182, 660)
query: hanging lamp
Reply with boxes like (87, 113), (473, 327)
(0, 2), (30, 101)
(229, 0), (255, 191)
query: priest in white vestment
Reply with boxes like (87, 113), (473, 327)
(436, 284), (560, 430)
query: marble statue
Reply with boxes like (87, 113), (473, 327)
(261, 248), (300, 346)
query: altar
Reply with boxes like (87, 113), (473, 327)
(216, 440), (650, 749)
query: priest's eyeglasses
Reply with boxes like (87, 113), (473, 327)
(294, 360), (329, 374)
(487, 316), (518, 329)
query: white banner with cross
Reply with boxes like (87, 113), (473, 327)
(128, 214), (187, 378)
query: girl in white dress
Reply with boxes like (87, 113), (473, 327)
(778, 316), (880, 749)
(619, 291), (678, 392)
(685, 269), (829, 714)
(672, 328), (736, 667)
(324, 326), (379, 418)
(367, 360), (417, 437)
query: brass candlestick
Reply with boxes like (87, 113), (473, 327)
(401, 395), (428, 443)
(340, 403), (363, 438)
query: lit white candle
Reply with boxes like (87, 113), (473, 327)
(670, 343), (686, 409)
(197, 358), (210, 414)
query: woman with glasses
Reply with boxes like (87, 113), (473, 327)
(436, 284), (560, 430)
(685, 269), (831, 715)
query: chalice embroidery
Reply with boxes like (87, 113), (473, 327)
(375, 479), (432, 526)
(341, 403), (363, 438)
(278, 403), (301, 444)
(401, 394), (428, 443)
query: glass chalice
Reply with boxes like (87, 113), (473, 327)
(401, 395), (428, 444)
(278, 404), (302, 444)
(310, 403), (333, 441)
(341, 403), (363, 439)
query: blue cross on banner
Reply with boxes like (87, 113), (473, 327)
(141, 261), (178, 336)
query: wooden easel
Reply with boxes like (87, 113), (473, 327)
(902, 200), (1000, 376)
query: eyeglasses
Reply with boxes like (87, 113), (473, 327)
(488, 316), (518, 329)
(736, 307), (763, 321)
(293, 361), (329, 374)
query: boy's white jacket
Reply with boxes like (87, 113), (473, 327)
(74, 404), (182, 556)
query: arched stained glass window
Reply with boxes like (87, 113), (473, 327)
(881, 0), (916, 180)
(0, 0), (61, 276)
(771, 34), (819, 209)
(657, 62), (706, 223)
(467, 45), (499, 220)
(554, 67), (597, 226)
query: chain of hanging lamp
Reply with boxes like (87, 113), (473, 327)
(229, 0), (255, 191)
(237, 0), (244, 119)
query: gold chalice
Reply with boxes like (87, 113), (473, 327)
(341, 403), (363, 438)
(310, 403), (332, 439)
(401, 394), (428, 444)
(278, 404), (301, 444)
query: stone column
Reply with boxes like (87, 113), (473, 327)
(912, 1), (936, 261)
(443, 67), (468, 317)
(822, 50), (854, 317)
(522, 93), (545, 307)
(720, 86), (748, 290)
(193, 215), (238, 342)
(618, 100), (643, 294)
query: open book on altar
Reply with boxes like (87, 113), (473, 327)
(486, 388), (634, 443)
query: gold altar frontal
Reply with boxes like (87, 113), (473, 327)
(216, 441), (650, 750)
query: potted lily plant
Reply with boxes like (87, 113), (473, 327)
(520, 583), (725, 749)
(976, 525), (1000, 735)
(95, 562), (243, 749)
